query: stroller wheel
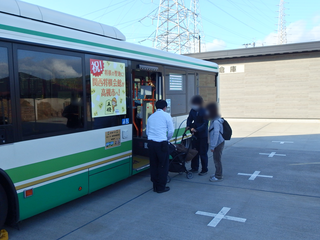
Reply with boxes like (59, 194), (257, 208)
(186, 172), (193, 179)
(167, 175), (171, 183)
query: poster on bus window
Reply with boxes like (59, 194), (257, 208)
(90, 59), (126, 118)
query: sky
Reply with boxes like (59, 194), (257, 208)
(21, 0), (320, 52)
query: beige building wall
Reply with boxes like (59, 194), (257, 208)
(215, 52), (320, 119)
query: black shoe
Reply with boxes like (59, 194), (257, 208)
(157, 187), (170, 193)
(189, 169), (198, 173)
(198, 171), (208, 176)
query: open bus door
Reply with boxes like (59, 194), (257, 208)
(131, 65), (162, 174)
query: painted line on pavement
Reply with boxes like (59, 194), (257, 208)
(196, 208), (246, 227)
(290, 162), (320, 166)
(238, 171), (273, 180)
(272, 141), (294, 144)
(259, 152), (286, 157)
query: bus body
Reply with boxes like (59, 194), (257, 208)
(0, 0), (218, 226)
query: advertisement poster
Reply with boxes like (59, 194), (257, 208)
(105, 129), (121, 149)
(90, 59), (126, 118)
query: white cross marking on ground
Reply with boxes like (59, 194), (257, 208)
(196, 207), (246, 227)
(238, 171), (273, 180)
(259, 152), (286, 157)
(272, 141), (294, 144)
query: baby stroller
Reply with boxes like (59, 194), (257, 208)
(167, 130), (198, 183)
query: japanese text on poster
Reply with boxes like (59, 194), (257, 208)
(105, 130), (121, 149)
(90, 59), (126, 118)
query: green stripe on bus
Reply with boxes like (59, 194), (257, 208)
(18, 158), (131, 220)
(0, 24), (217, 70)
(5, 140), (132, 184)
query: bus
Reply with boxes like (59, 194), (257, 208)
(0, 0), (219, 227)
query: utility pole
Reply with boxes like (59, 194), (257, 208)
(277, 0), (287, 44)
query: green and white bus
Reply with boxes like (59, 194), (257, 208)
(0, 0), (218, 227)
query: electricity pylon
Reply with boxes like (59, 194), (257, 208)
(277, 0), (287, 44)
(155, 0), (191, 54)
(144, 0), (192, 54)
(188, 0), (206, 53)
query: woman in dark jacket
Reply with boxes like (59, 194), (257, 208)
(187, 95), (208, 175)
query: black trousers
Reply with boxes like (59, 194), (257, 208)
(191, 137), (209, 172)
(148, 140), (169, 191)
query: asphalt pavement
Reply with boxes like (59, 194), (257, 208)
(7, 119), (320, 240)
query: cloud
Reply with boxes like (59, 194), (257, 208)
(255, 15), (320, 46)
(313, 15), (320, 24)
(18, 57), (82, 80)
(205, 39), (227, 51)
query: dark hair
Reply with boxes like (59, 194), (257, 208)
(156, 100), (168, 110)
(191, 95), (203, 106)
(206, 102), (219, 119)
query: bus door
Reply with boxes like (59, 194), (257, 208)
(0, 42), (15, 144)
(131, 65), (162, 174)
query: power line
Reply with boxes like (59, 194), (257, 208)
(246, 0), (275, 22)
(91, 0), (136, 21)
(202, 16), (251, 41)
(80, 0), (129, 17)
(207, 0), (268, 36)
(115, 0), (138, 26)
(226, 0), (275, 29)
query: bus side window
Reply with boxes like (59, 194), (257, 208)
(165, 72), (187, 116)
(0, 47), (11, 126)
(17, 49), (84, 138)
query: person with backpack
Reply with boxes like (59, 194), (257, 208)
(206, 102), (231, 181)
(187, 95), (209, 176)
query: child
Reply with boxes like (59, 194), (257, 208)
(206, 103), (225, 181)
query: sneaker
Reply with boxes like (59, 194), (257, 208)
(210, 174), (223, 179)
(209, 176), (222, 182)
(189, 169), (198, 173)
(199, 171), (208, 176)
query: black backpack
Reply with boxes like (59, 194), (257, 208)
(209, 118), (232, 140)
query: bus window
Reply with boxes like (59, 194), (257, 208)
(18, 49), (84, 138)
(0, 47), (11, 126)
(165, 71), (187, 116)
(85, 55), (131, 130)
(198, 73), (217, 103)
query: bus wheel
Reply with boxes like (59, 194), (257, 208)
(0, 184), (8, 229)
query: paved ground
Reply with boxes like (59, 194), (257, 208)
(7, 119), (320, 240)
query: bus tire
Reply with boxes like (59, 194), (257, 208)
(0, 184), (8, 229)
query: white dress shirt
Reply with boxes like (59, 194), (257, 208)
(146, 109), (174, 142)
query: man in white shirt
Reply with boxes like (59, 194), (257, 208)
(146, 100), (174, 193)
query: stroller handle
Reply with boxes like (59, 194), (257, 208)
(181, 129), (197, 142)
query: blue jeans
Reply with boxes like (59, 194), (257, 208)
(191, 137), (208, 172)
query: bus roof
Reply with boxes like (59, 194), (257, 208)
(1, 0), (126, 41)
(0, 0), (218, 72)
